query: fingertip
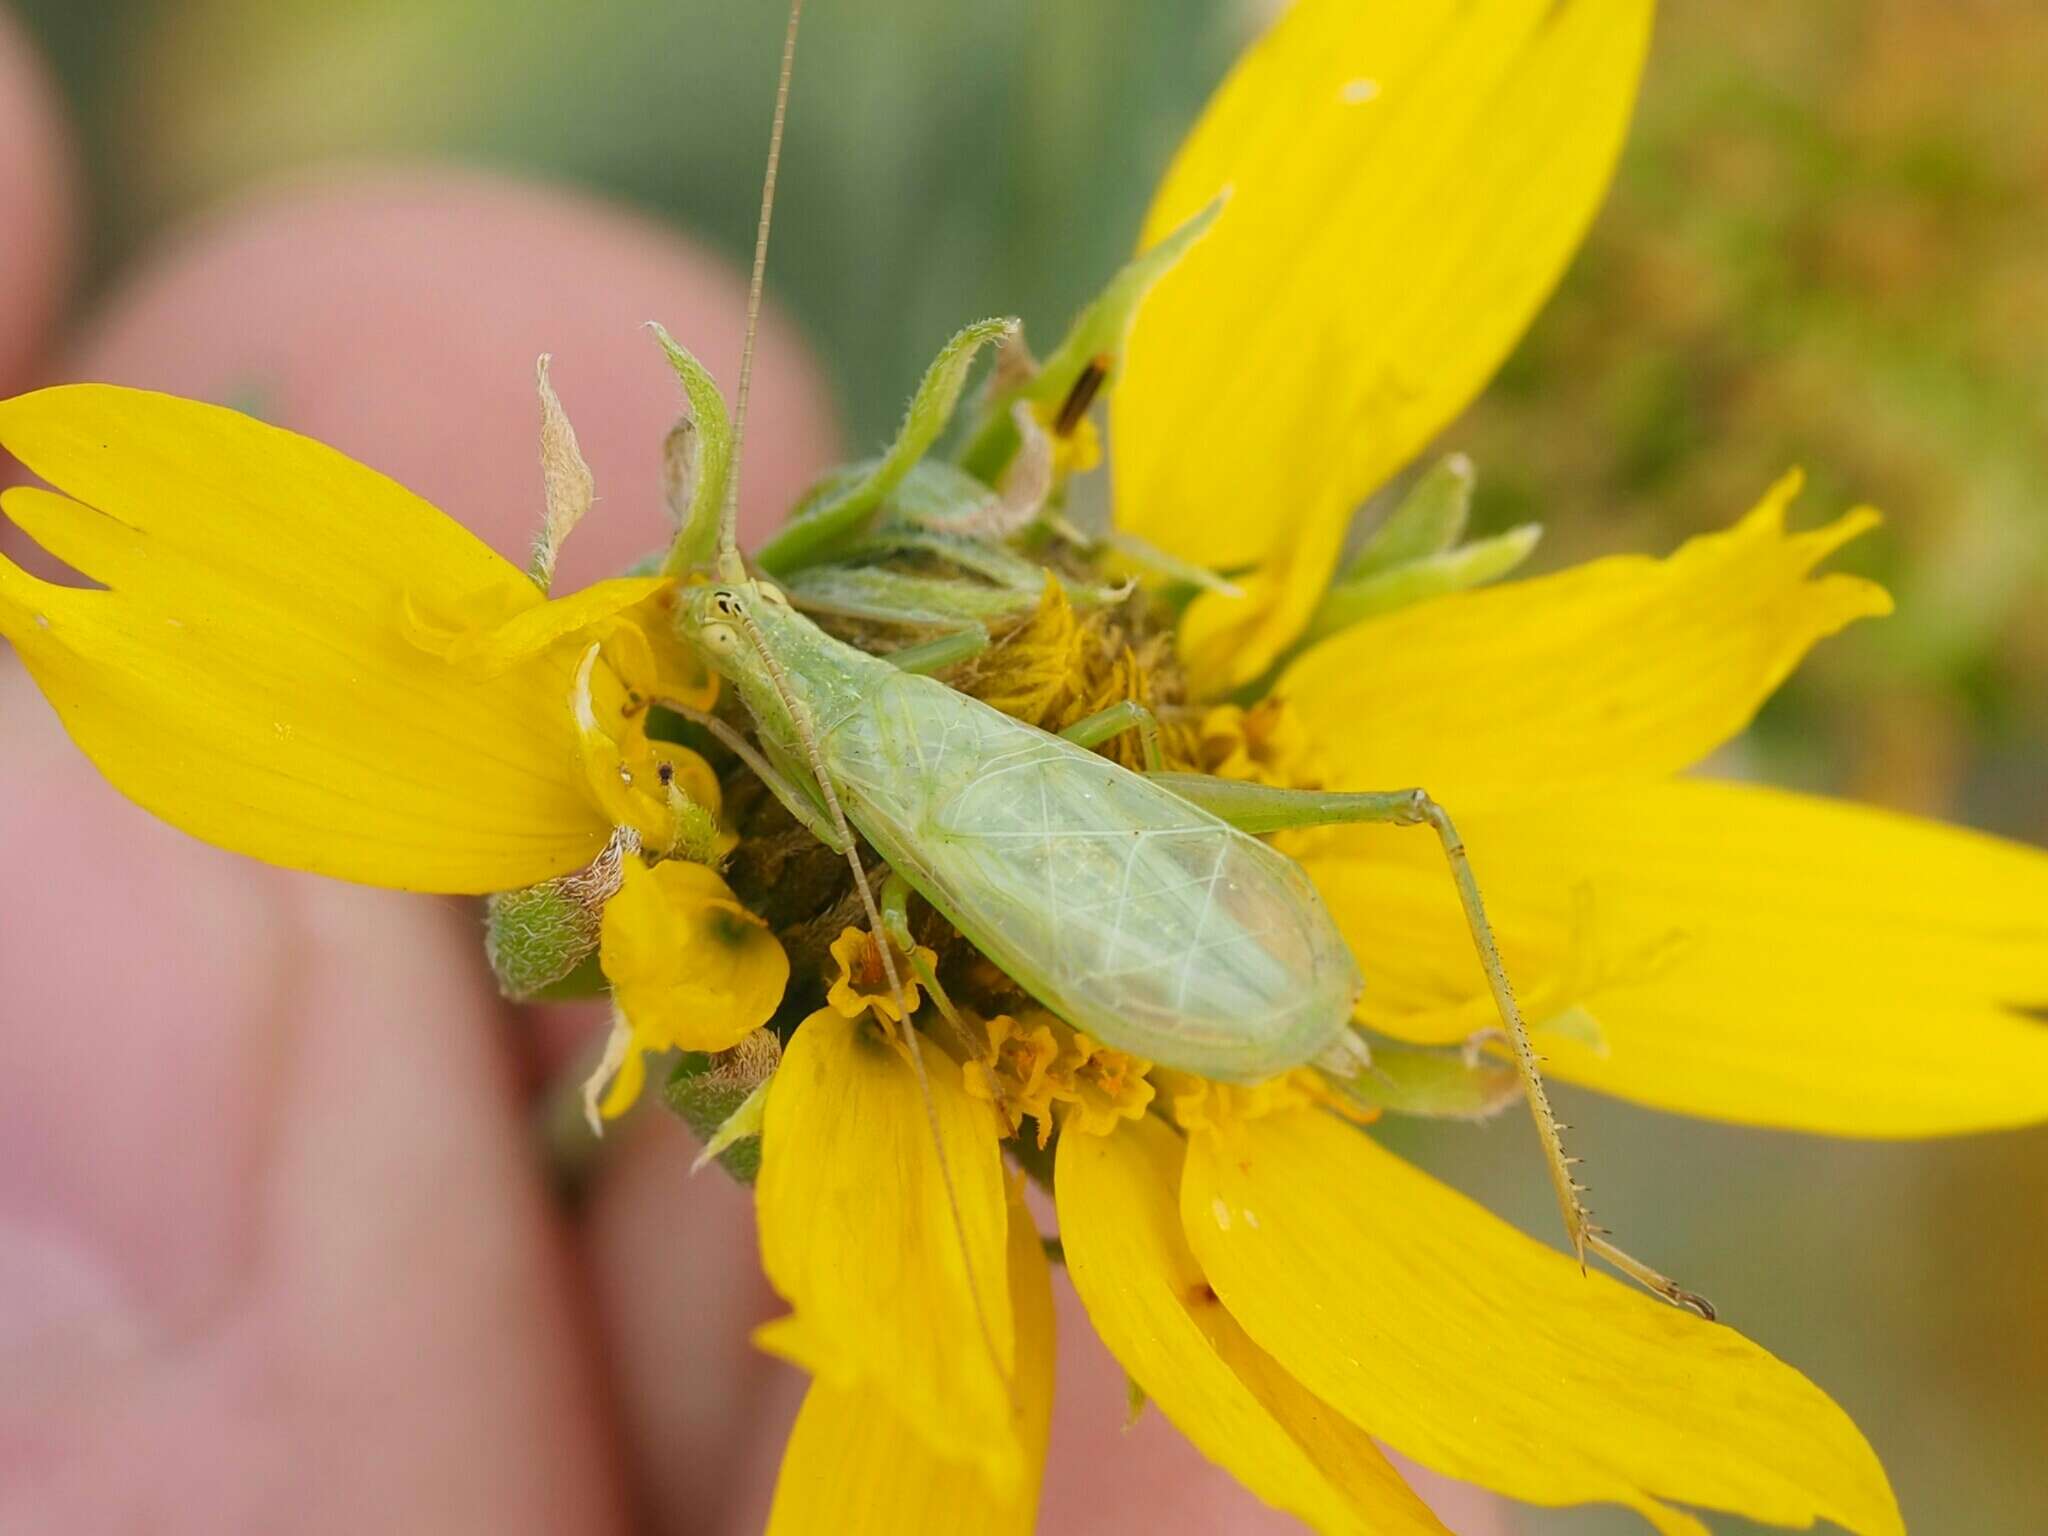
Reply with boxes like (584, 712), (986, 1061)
(1037, 1272), (1305, 1533)
(1037, 1270), (1516, 1533)
(61, 167), (840, 587)
(580, 1110), (785, 1532)
(0, 10), (78, 392)
(0, 664), (295, 1341)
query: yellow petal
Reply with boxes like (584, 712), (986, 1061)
(597, 859), (787, 1108)
(407, 575), (671, 677)
(1176, 513), (1351, 696)
(754, 1011), (1022, 1494)
(1280, 474), (1890, 805)
(1056, 1117), (1451, 1535)
(1115, 0), (1652, 640)
(0, 384), (608, 893)
(1306, 779), (2048, 1134)
(765, 1177), (1054, 1534)
(1184, 1108), (1903, 1536)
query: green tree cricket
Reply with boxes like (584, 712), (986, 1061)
(557, 0), (1711, 1320)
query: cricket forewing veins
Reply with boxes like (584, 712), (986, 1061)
(681, 586), (1362, 1080)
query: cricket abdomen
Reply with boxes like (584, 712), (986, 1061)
(824, 671), (1362, 1082)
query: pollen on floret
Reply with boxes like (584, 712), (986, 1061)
(961, 1012), (1063, 1147)
(958, 579), (1190, 773)
(825, 925), (935, 1024)
(1160, 1067), (1335, 1133)
(960, 1009), (1155, 1145)
(1056, 1030), (1156, 1136)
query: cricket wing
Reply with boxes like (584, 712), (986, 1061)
(822, 674), (1360, 1081)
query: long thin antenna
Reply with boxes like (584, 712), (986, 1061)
(718, 0), (805, 580)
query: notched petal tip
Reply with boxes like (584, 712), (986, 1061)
(0, 383), (615, 893)
(1282, 472), (1896, 803)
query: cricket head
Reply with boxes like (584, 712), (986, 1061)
(678, 580), (782, 688)
(677, 577), (862, 746)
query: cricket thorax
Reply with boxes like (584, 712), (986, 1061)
(680, 582), (889, 740)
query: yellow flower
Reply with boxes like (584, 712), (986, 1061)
(0, 381), (779, 1123)
(963, 1011), (1156, 1148)
(5, 3), (2046, 1534)
(755, 1011), (1037, 1503)
(960, 1012), (1063, 1147)
(825, 924), (937, 1025)
(593, 858), (790, 1117)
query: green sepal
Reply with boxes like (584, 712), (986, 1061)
(1342, 453), (1475, 580)
(755, 317), (1017, 575)
(527, 949), (608, 1002)
(870, 458), (1003, 528)
(691, 1080), (769, 1173)
(674, 801), (725, 867)
(781, 457), (1013, 544)
(779, 529), (1124, 627)
(959, 197), (1223, 483)
(1098, 528), (1245, 606)
(1537, 1005), (1610, 1056)
(855, 524), (1064, 588)
(1124, 1372), (1151, 1429)
(663, 1031), (783, 1183)
(649, 322), (735, 577)
(485, 877), (606, 1001)
(782, 567), (1057, 626)
(1328, 1039), (1521, 1121)
(1302, 524), (1542, 647)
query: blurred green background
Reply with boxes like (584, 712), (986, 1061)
(13, 0), (2043, 1529)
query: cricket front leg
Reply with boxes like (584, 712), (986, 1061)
(1060, 699), (1165, 771)
(1150, 771), (1715, 1320)
(654, 698), (852, 853)
(879, 872), (976, 1052)
(882, 622), (990, 676)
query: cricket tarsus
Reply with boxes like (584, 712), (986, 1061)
(1587, 1232), (1717, 1321)
(719, 0), (806, 580)
(1403, 793), (1716, 1313)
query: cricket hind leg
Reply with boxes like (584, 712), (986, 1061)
(1150, 771), (1715, 1321)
